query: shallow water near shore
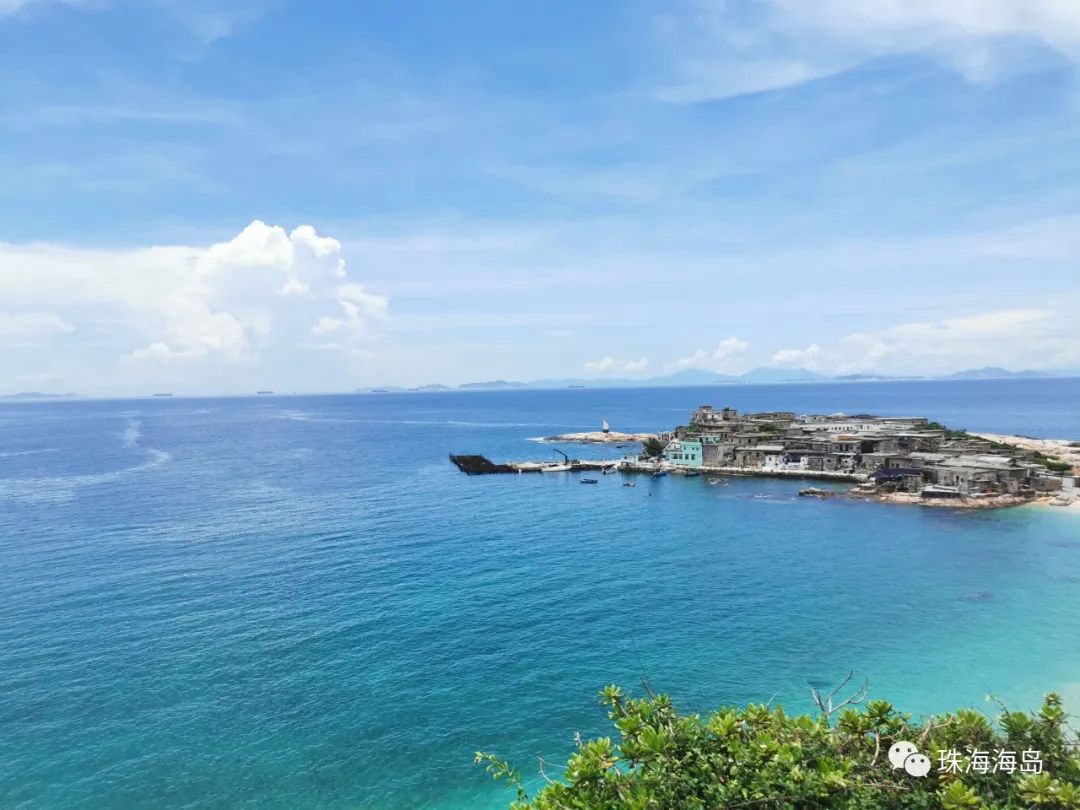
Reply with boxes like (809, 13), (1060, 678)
(1, 379), (1079, 809)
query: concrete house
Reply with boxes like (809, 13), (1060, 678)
(664, 438), (703, 467)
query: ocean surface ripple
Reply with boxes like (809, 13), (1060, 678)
(2, 379), (1079, 809)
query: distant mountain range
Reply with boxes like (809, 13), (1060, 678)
(943, 367), (1050, 380)
(358, 366), (1076, 393)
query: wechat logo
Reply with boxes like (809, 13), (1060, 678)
(889, 741), (931, 777)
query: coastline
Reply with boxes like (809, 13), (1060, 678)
(865, 491), (1043, 509)
(972, 432), (1080, 470)
(522, 426), (1080, 512)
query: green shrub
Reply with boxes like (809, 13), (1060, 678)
(642, 437), (667, 458)
(479, 686), (1080, 809)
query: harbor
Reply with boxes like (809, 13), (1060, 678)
(450, 403), (1079, 508)
(450, 453), (863, 482)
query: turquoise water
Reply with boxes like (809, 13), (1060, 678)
(1, 380), (1079, 809)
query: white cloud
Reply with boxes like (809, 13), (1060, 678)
(0, 311), (73, 345)
(778, 0), (1080, 55)
(0, 220), (388, 393)
(656, 0), (1080, 102)
(771, 343), (823, 368)
(675, 337), (750, 372)
(756, 307), (1080, 376)
(583, 356), (649, 374)
(835, 307), (1080, 374)
(116, 220), (386, 363)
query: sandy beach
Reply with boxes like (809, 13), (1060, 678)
(972, 432), (1080, 471)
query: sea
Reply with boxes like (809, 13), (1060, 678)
(2, 378), (1079, 809)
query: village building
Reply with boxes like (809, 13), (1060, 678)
(652, 404), (1072, 499)
(663, 438), (702, 467)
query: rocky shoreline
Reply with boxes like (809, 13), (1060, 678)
(862, 491), (1040, 509)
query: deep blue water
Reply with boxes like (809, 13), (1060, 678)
(2, 379), (1079, 809)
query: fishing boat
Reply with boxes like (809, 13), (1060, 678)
(602, 418), (610, 434)
(653, 470), (667, 479)
(580, 478), (598, 484)
(623, 481), (636, 487)
(602, 466), (616, 475)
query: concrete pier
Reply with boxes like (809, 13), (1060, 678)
(451, 454), (866, 483)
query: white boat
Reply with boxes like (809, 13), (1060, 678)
(542, 464), (572, 472)
(602, 418), (610, 433)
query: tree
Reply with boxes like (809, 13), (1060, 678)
(478, 684), (1080, 809)
(642, 437), (667, 459)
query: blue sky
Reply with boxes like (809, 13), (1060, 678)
(2, 0), (1079, 394)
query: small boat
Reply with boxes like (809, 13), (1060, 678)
(542, 464), (572, 472)
(580, 478), (599, 484)
(623, 481), (636, 487)
(653, 470), (667, 479)
(602, 467), (616, 475)
(602, 418), (610, 434)
(707, 477), (728, 486)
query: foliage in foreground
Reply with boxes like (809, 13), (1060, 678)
(642, 437), (667, 458)
(477, 684), (1080, 809)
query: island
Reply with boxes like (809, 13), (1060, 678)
(535, 430), (656, 444)
(452, 404), (1079, 509)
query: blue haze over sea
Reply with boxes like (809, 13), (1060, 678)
(2, 379), (1080, 809)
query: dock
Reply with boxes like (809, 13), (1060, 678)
(449, 454), (619, 475)
(449, 454), (864, 482)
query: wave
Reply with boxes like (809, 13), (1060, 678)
(0, 448), (60, 458)
(121, 419), (142, 448)
(0, 447), (172, 504)
(272, 411), (560, 428)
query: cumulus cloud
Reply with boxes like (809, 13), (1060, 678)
(657, 0), (1080, 101)
(675, 337), (750, 372)
(116, 221), (387, 363)
(0, 220), (388, 392)
(584, 356), (649, 374)
(759, 307), (1080, 376)
(835, 308), (1079, 374)
(771, 343), (823, 369)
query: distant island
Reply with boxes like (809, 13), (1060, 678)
(456, 380), (528, 390)
(360, 366), (1076, 393)
(944, 366), (1050, 380)
(0, 392), (79, 400)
